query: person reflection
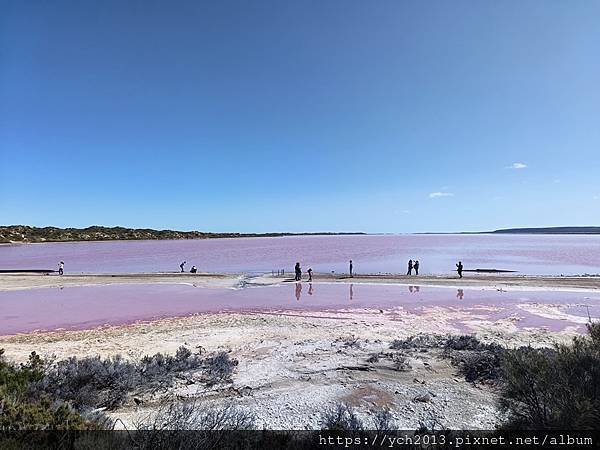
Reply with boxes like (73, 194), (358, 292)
(415, 286), (420, 292)
(308, 283), (314, 296)
(409, 285), (414, 293)
(349, 284), (354, 301)
(295, 282), (302, 301)
(456, 289), (464, 300)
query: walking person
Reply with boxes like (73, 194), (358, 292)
(294, 262), (302, 281)
(349, 260), (353, 277)
(58, 261), (64, 276)
(414, 260), (420, 276)
(407, 259), (413, 276)
(307, 268), (313, 282)
(180, 261), (186, 272)
(456, 261), (463, 278)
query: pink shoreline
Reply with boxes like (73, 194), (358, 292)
(0, 282), (596, 336)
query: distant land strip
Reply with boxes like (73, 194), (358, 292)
(0, 225), (365, 244)
(490, 226), (600, 235)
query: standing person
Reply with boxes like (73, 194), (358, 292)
(180, 261), (186, 273)
(349, 260), (353, 277)
(294, 262), (302, 281)
(307, 268), (313, 282)
(414, 260), (419, 275)
(456, 261), (463, 278)
(407, 260), (413, 276)
(58, 261), (64, 276)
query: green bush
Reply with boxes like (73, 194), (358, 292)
(500, 323), (600, 430)
(0, 349), (96, 431)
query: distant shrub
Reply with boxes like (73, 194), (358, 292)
(444, 338), (506, 383)
(391, 353), (412, 372)
(499, 322), (600, 430)
(444, 335), (489, 351)
(366, 353), (380, 363)
(139, 345), (204, 384)
(201, 352), (237, 386)
(390, 335), (444, 350)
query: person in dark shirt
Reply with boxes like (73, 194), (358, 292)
(407, 260), (413, 276)
(414, 260), (420, 275)
(349, 260), (353, 277)
(180, 261), (186, 272)
(307, 268), (313, 282)
(456, 261), (463, 278)
(294, 262), (302, 281)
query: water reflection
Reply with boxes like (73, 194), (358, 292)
(349, 284), (354, 301)
(456, 289), (464, 300)
(308, 283), (314, 296)
(408, 285), (420, 293)
(295, 282), (302, 301)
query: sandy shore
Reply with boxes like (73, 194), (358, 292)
(1, 271), (599, 292)
(0, 308), (579, 429)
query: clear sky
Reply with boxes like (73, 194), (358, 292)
(1, 1), (599, 233)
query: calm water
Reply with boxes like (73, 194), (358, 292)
(1, 283), (597, 335)
(1, 234), (600, 275)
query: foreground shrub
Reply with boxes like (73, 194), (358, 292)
(134, 400), (255, 431)
(500, 323), (600, 430)
(0, 349), (96, 431)
(33, 354), (139, 410)
(32, 346), (228, 411)
(131, 400), (255, 449)
(320, 403), (364, 431)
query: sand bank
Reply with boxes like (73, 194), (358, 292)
(1, 271), (599, 292)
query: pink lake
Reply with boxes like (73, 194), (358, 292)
(1, 283), (597, 335)
(1, 234), (600, 276)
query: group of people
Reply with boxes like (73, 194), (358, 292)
(294, 263), (313, 282)
(179, 261), (197, 273)
(56, 258), (465, 279)
(293, 259), (466, 281)
(406, 259), (420, 275)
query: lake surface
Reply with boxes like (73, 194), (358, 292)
(1, 282), (597, 335)
(1, 234), (600, 275)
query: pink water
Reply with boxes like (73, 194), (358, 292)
(1, 283), (597, 335)
(1, 234), (600, 275)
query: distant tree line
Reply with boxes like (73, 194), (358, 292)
(0, 225), (365, 243)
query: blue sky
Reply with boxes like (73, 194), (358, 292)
(1, 1), (599, 233)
